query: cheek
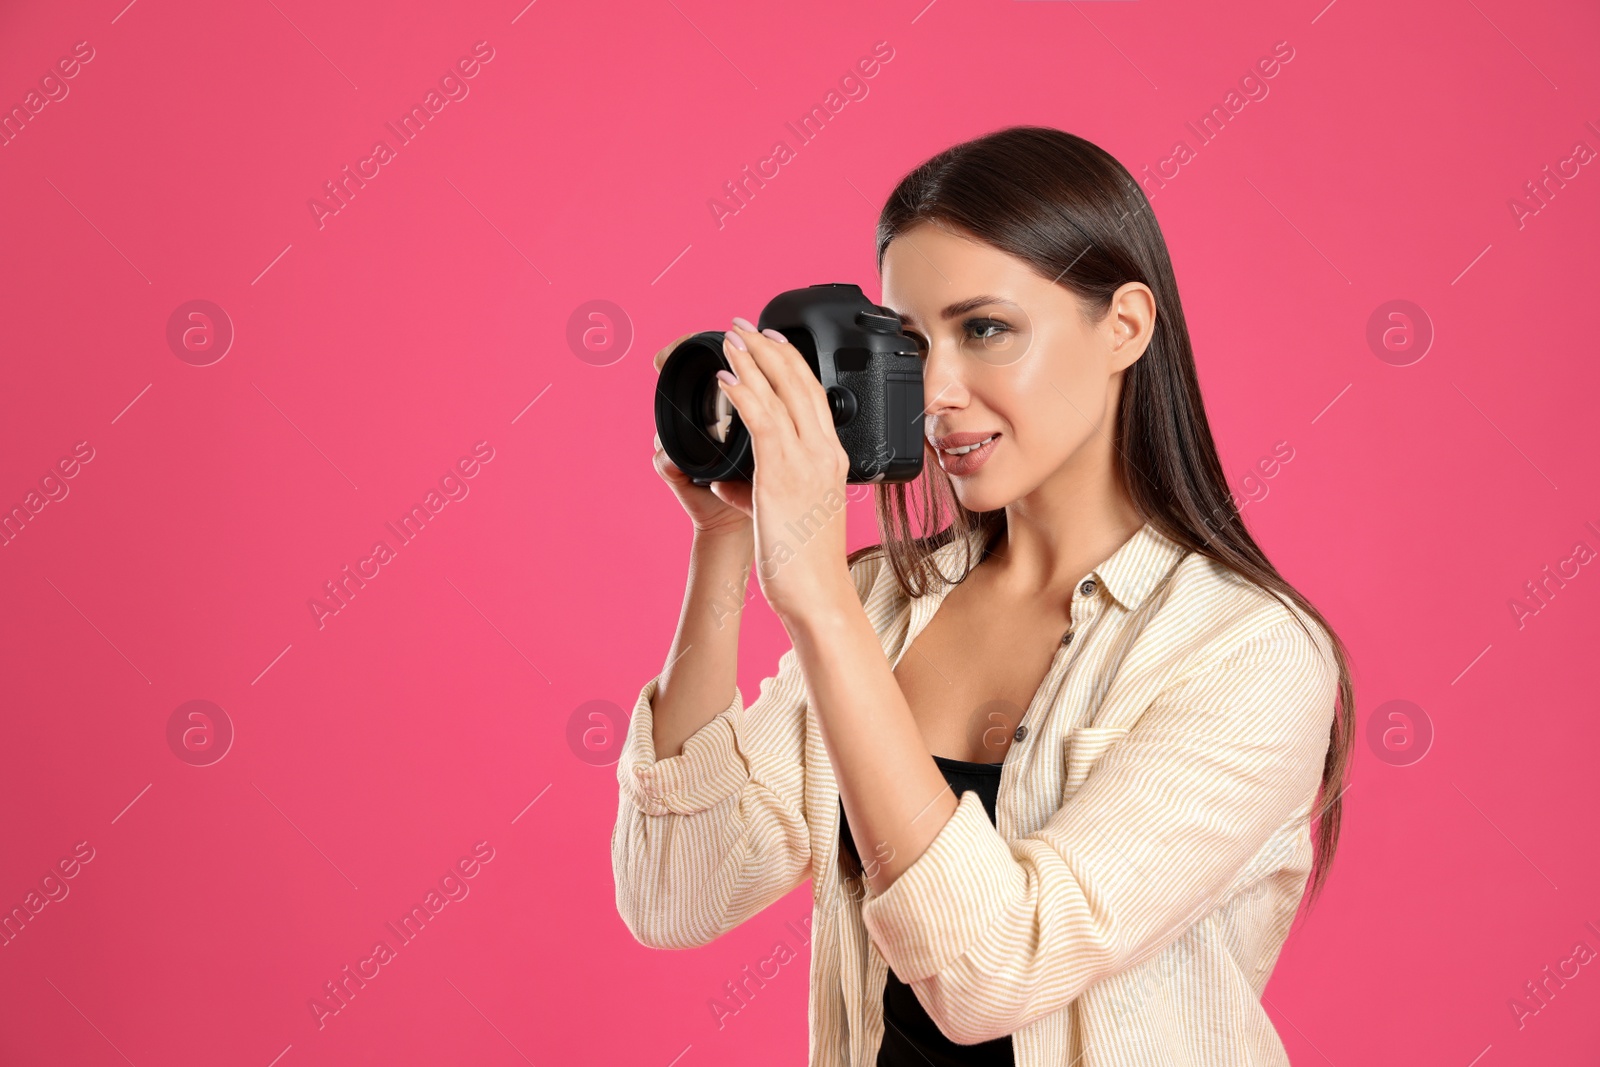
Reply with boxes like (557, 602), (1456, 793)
(1003, 346), (1103, 455)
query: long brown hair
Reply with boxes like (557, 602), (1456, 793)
(845, 125), (1355, 908)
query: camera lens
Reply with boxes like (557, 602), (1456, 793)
(654, 332), (754, 483)
(701, 375), (734, 443)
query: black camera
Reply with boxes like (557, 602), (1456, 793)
(654, 283), (925, 486)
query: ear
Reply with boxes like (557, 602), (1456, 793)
(1107, 282), (1157, 373)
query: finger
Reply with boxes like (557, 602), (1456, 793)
(653, 432), (687, 477)
(652, 444), (683, 477)
(768, 327), (840, 441)
(720, 330), (795, 440)
(654, 332), (697, 374)
(771, 327), (837, 443)
(730, 320), (834, 443)
(712, 363), (793, 480)
(710, 480), (753, 513)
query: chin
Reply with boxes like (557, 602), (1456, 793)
(945, 476), (1012, 515)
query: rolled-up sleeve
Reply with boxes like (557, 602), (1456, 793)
(858, 614), (1340, 1045)
(614, 555), (886, 949)
(612, 647), (814, 950)
(617, 678), (749, 817)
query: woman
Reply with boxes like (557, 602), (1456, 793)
(614, 125), (1355, 1066)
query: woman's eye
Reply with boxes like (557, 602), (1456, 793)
(905, 321), (1010, 354)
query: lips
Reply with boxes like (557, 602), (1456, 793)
(929, 430), (1001, 452)
(928, 431), (1001, 476)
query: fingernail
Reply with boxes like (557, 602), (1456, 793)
(723, 330), (747, 351)
(716, 369), (738, 385)
(731, 316), (756, 331)
(761, 328), (787, 343)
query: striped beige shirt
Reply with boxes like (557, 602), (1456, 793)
(613, 521), (1339, 1066)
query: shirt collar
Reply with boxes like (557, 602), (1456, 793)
(1087, 522), (1188, 611)
(937, 521), (1187, 612)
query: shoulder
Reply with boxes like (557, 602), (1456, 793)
(846, 544), (889, 603)
(846, 544), (915, 638)
(1162, 551), (1337, 687)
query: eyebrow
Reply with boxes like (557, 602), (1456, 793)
(893, 295), (1015, 327)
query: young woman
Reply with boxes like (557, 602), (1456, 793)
(615, 125), (1355, 1066)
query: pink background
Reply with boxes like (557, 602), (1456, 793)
(2, 0), (1597, 1063)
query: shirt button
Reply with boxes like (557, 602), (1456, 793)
(1079, 579), (1097, 597)
(1061, 630), (1074, 645)
(1013, 724), (1028, 743)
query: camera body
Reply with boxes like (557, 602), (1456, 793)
(654, 283), (925, 486)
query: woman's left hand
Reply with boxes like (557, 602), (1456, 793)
(710, 316), (854, 625)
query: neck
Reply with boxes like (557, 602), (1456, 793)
(987, 446), (1144, 596)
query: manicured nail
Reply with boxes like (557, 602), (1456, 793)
(716, 369), (738, 386)
(731, 316), (756, 331)
(761, 328), (787, 343)
(723, 330), (747, 351)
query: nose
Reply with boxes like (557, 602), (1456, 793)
(919, 341), (968, 422)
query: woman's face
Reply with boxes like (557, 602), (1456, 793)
(880, 221), (1154, 515)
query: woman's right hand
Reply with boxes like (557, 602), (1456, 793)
(652, 333), (755, 537)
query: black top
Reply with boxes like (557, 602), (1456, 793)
(838, 755), (1015, 1066)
